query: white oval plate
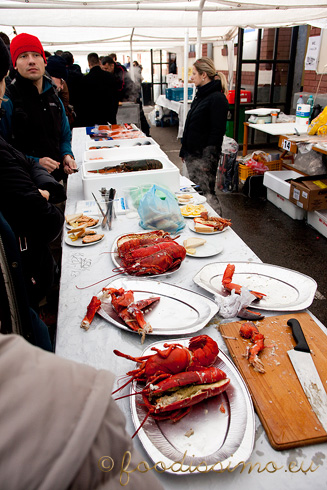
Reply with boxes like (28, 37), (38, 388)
(65, 215), (100, 230)
(188, 221), (230, 235)
(130, 337), (255, 473)
(97, 277), (218, 335)
(64, 234), (104, 247)
(186, 242), (223, 258)
(193, 261), (317, 311)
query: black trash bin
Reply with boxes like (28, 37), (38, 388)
(141, 82), (153, 106)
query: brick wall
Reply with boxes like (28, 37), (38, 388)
(303, 27), (327, 94)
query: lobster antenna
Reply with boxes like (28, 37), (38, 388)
(132, 411), (151, 439)
(75, 271), (122, 289)
(113, 391), (141, 401)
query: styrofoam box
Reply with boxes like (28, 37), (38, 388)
(307, 209), (327, 238)
(85, 136), (159, 150)
(263, 170), (301, 199)
(82, 153), (180, 200)
(267, 189), (306, 220)
(84, 144), (166, 162)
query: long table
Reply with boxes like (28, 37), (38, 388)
(242, 122), (308, 156)
(56, 128), (327, 489)
(156, 95), (191, 138)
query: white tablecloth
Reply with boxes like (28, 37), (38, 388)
(156, 95), (191, 138)
(55, 128), (327, 490)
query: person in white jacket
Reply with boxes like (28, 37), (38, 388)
(0, 333), (164, 490)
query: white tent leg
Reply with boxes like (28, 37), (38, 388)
(183, 28), (189, 136)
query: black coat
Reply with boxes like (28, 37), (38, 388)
(80, 65), (118, 126)
(0, 136), (66, 306)
(180, 80), (228, 160)
(0, 136), (66, 242)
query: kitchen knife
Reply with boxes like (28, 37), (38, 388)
(287, 318), (327, 432)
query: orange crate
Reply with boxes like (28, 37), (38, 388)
(238, 160), (282, 182)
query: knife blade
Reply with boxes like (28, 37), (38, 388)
(287, 318), (327, 431)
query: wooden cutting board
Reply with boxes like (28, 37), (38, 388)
(220, 312), (327, 450)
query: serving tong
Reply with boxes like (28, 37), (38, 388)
(91, 189), (116, 230)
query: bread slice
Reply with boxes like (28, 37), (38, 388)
(67, 224), (86, 235)
(183, 237), (206, 249)
(194, 223), (214, 233)
(65, 213), (83, 225)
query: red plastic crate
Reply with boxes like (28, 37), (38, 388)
(227, 90), (252, 104)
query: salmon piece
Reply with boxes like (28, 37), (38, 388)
(82, 234), (104, 244)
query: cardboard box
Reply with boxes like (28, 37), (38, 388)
(307, 209), (327, 239)
(267, 189), (306, 220)
(289, 174), (327, 211)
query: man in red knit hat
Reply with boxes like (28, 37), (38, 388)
(0, 33), (76, 180)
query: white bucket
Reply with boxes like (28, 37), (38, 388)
(296, 104), (310, 125)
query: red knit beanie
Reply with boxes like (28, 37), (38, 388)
(10, 33), (47, 67)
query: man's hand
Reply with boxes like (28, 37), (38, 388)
(63, 154), (77, 175)
(38, 189), (50, 201)
(39, 157), (60, 173)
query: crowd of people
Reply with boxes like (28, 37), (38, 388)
(0, 32), (151, 351)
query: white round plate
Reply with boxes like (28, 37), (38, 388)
(186, 242), (223, 257)
(188, 221), (230, 235)
(64, 235), (105, 247)
(176, 194), (207, 206)
(66, 215), (100, 230)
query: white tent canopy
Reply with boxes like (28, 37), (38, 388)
(0, 1), (327, 54)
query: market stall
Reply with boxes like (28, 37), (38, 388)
(55, 126), (327, 489)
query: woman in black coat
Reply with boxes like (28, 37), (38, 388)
(180, 57), (229, 198)
(0, 38), (66, 313)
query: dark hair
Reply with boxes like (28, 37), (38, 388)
(61, 51), (74, 66)
(87, 52), (99, 65)
(0, 32), (10, 46)
(108, 53), (117, 61)
(101, 55), (114, 66)
(0, 38), (10, 81)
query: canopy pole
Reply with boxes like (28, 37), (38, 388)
(226, 39), (234, 90)
(183, 28), (189, 135)
(196, 0), (206, 59)
(130, 28), (134, 80)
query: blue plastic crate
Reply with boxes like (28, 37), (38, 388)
(165, 88), (173, 100)
(170, 87), (193, 102)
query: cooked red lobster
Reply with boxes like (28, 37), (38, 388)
(81, 287), (160, 341)
(115, 230), (186, 276)
(76, 231), (187, 290)
(240, 321), (265, 373)
(113, 335), (230, 437)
